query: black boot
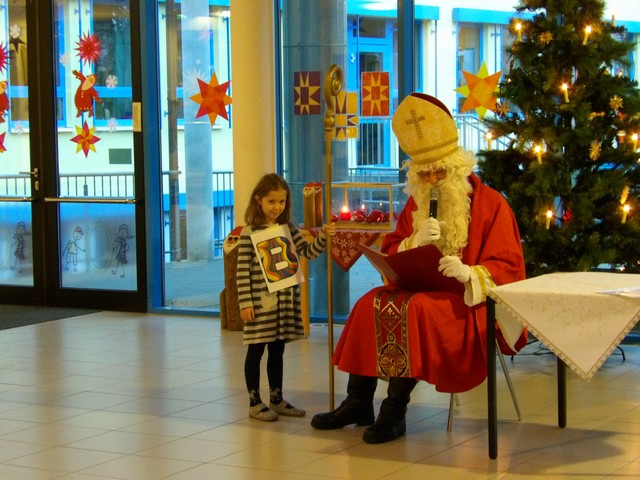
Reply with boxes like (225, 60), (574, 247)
(363, 377), (418, 444)
(311, 374), (377, 430)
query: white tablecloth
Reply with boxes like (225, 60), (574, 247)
(489, 272), (640, 380)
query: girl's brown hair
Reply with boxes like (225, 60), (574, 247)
(243, 173), (293, 226)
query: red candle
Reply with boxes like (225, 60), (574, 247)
(339, 206), (351, 221)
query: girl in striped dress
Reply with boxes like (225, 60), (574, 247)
(237, 173), (335, 421)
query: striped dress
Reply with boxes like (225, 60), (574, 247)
(236, 223), (328, 345)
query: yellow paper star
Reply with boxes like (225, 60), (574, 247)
(455, 62), (501, 120)
(539, 31), (554, 45)
(610, 95), (623, 111)
(589, 140), (601, 160)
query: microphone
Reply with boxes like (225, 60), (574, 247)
(429, 187), (439, 218)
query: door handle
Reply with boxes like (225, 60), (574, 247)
(19, 167), (39, 178)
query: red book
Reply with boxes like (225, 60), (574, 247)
(360, 243), (463, 293)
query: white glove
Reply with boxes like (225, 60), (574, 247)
(438, 255), (471, 283)
(415, 217), (441, 246)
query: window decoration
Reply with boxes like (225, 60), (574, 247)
(72, 70), (102, 118)
(361, 71), (389, 117)
(70, 121), (100, 157)
(75, 32), (103, 65)
(0, 80), (9, 125)
(455, 61), (501, 120)
(0, 42), (9, 151)
(333, 90), (359, 140)
(294, 71), (321, 115)
(189, 72), (232, 125)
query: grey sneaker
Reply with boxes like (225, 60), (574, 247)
(249, 403), (278, 421)
(270, 400), (306, 417)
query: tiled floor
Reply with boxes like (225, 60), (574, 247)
(0, 311), (640, 479)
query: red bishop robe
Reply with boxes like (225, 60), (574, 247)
(333, 174), (527, 393)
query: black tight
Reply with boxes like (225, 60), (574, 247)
(244, 340), (286, 396)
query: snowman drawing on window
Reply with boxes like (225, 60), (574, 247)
(63, 226), (85, 272)
(112, 223), (133, 278)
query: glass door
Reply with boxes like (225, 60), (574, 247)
(0, 0), (147, 310)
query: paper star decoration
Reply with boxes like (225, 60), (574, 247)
(294, 71), (321, 115)
(0, 42), (8, 74)
(361, 72), (390, 117)
(333, 90), (359, 140)
(75, 32), (102, 66)
(71, 121), (101, 157)
(455, 61), (502, 120)
(190, 72), (232, 125)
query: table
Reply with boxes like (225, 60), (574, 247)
(486, 271), (640, 459)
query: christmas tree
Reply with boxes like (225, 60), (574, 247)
(478, 0), (640, 276)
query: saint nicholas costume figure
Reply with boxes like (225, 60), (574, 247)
(311, 93), (528, 444)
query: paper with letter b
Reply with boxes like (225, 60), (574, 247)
(360, 243), (462, 293)
(251, 224), (305, 293)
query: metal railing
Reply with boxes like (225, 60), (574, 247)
(0, 116), (504, 258)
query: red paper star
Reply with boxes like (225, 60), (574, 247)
(0, 132), (6, 153)
(190, 72), (232, 125)
(75, 32), (102, 66)
(455, 62), (501, 119)
(0, 42), (8, 74)
(70, 121), (100, 157)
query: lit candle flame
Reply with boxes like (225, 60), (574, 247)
(545, 209), (553, 229)
(622, 204), (630, 224)
(515, 22), (522, 42)
(583, 25), (592, 45)
(561, 83), (569, 103)
(534, 144), (543, 164)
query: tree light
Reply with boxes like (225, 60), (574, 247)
(622, 204), (630, 224)
(583, 25), (592, 45)
(486, 132), (493, 150)
(545, 209), (553, 229)
(534, 144), (543, 164)
(561, 83), (569, 103)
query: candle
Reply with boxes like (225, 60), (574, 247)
(486, 132), (493, 150)
(339, 205), (351, 221)
(534, 144), (542, 164)
(515, 22), (522, 42)
(622, 204), (630, 224)
(583, 25), (592, 45)
(561, 83), (569, 103)
(545, 210), (553, 229)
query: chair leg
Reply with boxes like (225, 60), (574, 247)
(447, 341), (522, 431)
(496, 339), (522, 421)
